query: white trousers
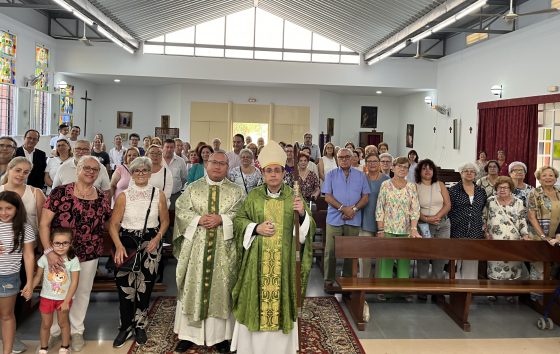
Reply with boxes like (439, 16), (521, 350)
(455, 260), (479, 280)
(51, 258), (98, 335)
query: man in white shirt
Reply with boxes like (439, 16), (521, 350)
(68, 126), (80, 148)
(109, 134), (125, 170)
(302, 132), (320, 163)
(49, 124), (70, 149)
(162, 139), (187, 209)
(212, 138), (225, 153)
(52, 140), (111, 191)
(226, 134), (244, 171)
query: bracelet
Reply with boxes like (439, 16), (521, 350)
(43, 247), (53, 255)
(338, 204), (344, 211)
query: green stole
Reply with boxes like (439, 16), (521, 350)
(200, 184), (219, 320)
(259, 199), (284, 330)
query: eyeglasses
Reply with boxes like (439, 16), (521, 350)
(82, 166), (100, 173)
(462, 170), (477, 174)
(366, 160), (379, 164)
(380, 160), (391, 163)
(133, 169), (150, 175)
(395, 164), (409, 169)
(53, 241), (71, 248)
(511, 169), (525, 174)
(264, 167), (284, 174)
(75, 147), (89, 152)
(0, 144), (15, 149)
(337, 155), (351, 160)
(208, 160), (228, 166)
(496, 186), (510, 190)
(149, 152), (161, 156)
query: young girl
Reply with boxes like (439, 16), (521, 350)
(0, 191), (34, 354)
(23, 228), (80, 354)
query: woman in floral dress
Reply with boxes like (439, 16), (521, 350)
(484, 176), (528, 301)
(509, 161), (533, 207)
(228, 148), (262, 194)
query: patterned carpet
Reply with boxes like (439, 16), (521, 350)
(128, 296), (364, 354)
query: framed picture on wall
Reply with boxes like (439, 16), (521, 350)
(117, 111), (132, 129)
(119, 133), (128, 141)
(360, 106), (378, 128)
(406, 124), (414, 148)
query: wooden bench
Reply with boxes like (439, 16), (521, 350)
(335, 237), (560, 331)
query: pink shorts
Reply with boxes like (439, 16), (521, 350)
(39, 297), (72, 314)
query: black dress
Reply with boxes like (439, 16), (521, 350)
(448, 182), (487, 239)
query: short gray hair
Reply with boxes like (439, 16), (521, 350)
(508, 161), (527, 174)
(378, 152), (393, 161)
(129, 156), (152, 173)
(76, 156), (100, 173)
(239, 148), (253, 159)
(458, 162), (478, 173)
(337, 148), (353, 157)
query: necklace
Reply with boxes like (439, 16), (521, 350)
(75, 184), (94, 199)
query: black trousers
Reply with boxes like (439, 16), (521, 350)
(114, 227), (162, 330)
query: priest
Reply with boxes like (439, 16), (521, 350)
(231, 141), (315, 354)
(173, 151), (246, 353)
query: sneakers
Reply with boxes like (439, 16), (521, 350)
(70, 334), (84, 352)
(113, 327), (133, 348)
(134, 328), (148, 345)
(38, 350), (48, 354)
(12, 337), (27, 353)
(58, 347), (71, 354)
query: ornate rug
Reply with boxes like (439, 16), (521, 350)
(128, 296), (364, 354)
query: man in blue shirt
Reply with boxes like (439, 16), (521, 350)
(322, 148), (370, 291)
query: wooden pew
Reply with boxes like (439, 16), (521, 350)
(334, 237), (560, 331)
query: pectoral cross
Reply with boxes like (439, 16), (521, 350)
(80, 90), (92, 136)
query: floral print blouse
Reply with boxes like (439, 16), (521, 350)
(228, 166), (263, 194)
(45, 183), (111, 262)
(484, 196), (528, 239)
(297, 170), (320, 202)
(375, 180), (420, 235)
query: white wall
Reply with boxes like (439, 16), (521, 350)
(398, 14), (560, 169)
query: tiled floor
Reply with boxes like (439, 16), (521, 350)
(11, 258), (560, 353)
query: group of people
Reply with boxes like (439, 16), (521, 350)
(0, 125), (558, 354)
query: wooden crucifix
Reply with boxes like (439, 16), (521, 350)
(80, 90), (92, 136)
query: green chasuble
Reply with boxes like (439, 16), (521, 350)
(232, 184), (315, 334)
(173, 177), (245, 326)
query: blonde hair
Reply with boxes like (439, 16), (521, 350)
(535, 166), (559, 180)
(1, 157), (32, 185)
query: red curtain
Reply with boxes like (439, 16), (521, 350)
(477, 105), (538, 186)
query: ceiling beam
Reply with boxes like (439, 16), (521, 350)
(437, 27), (511, 33)
(0, 3), (59, 9)
(364, 0), (470, 60)
(64, 0), (138, 48)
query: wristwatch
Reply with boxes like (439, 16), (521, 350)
(352, 206), (359, 212)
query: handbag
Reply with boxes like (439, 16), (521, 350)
(113, 187), (156, 272)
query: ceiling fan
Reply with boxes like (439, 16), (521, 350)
(79, 22), (93, 46)
(476, 0), (559, 22)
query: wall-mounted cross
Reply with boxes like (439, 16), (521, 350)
(80, 90), (92, 136)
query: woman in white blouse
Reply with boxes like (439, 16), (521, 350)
(44, 138), (72, 195)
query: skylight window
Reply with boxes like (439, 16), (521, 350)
(144, 8), (359, 64)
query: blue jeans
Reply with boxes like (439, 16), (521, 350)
(0, 272), (20, 297)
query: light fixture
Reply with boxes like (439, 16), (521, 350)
(424, 96), (433, 106)
(491, 84), (503, 98)
(72, 10), (94, 26)
(114, 79), (121, 83)
(56, 81), (68, 91)
(248, 97), (257, 103)
(376, 90), (382, 94)
(367, 41), (407, 65)
(53, 0), (72, 12)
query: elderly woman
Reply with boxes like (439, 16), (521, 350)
(527, 166), (560, 281)
(145, 144), (172, 201)
(1, 157), (45, 234)
(39, 156), (111, 351)
(187, 145), (213, 184)
(484, 176), (528, 301)
(109, 157), (169, 347)
(110, 147), (140, 203)
(45, 138), (72, 195)
(378, 142), (389, 154)
(360, 153), (389, 278)
(296, 152), (321, 202)
(509, 161), (533, 207)
(477, 160), (500, 197)
(318, 142), (337, 182)
(379, 152), (394, 178)
(228, 148), (262, 194)
(476, 151), (488, 179)
(448, 162), (487, 279)
(415, 159), (451, 284)
(376, 156), (420, 301)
